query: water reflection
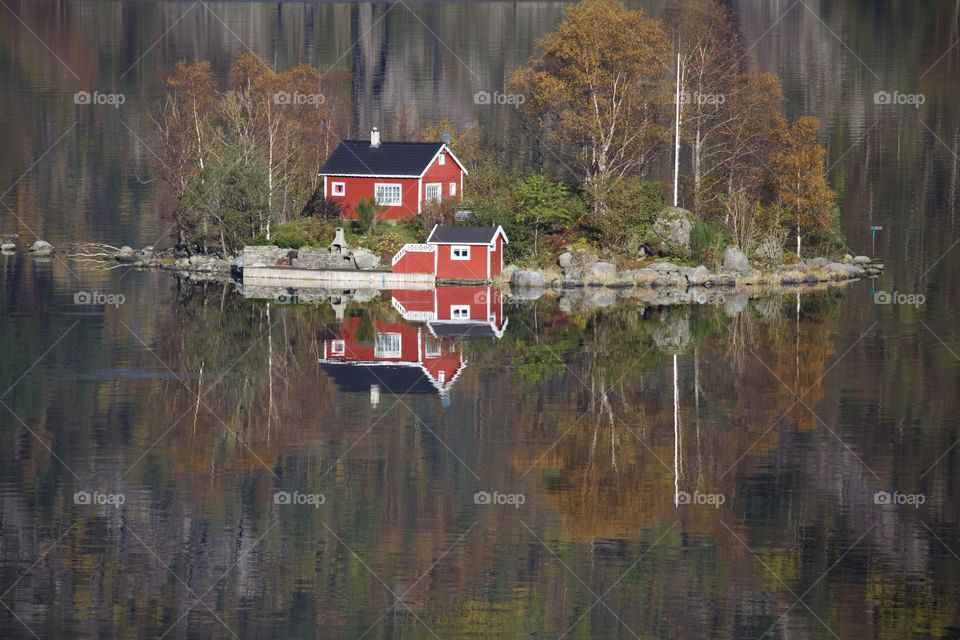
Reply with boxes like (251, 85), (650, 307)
(2, 264), (960, 639)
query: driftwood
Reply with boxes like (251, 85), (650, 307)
(66, 242), (126, 269)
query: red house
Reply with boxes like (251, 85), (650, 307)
(392, 225), (509, 281)
(391, 286), (508, 339)
(319, 128), (467, 220)
(319, 316), (466, 404)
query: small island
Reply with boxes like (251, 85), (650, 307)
(94, 0), (881, 297)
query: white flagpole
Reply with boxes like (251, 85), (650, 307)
(673, 53), (681, 208)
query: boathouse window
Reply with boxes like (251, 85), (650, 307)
(375, 183), (402, 207)
(331, 182), (345, 196)
(451, 305), (471, 319)
(331, 340), (345, 356)
(374, 332), (402, 358)
(449, 182), (456, 196)
(451, 245), (470, 260)
(439, 154), (446, 166)
(425, 336), (442, 357)
(426, 183), (442, 203)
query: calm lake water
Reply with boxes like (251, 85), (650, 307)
(3, 1), (960, 639)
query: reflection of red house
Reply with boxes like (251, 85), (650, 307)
(319, 129), (467, 220)
(319, 317), (465, 404)
(391, 226), (509, 281)
(391, 286), (508, 338)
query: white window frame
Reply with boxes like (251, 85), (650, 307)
(449, 182), (457, 196)
(451, 245), (470, 261)
(424, 336), (442, 357)
(425, 183), (442, 204)
(374, 183), (402, 207)
(331, 181), (346, 196)
(450, 305), (471, 319)
(439, 154), (446, 166)
(373, 332), (402, 358)
(331, 339), (345, 355)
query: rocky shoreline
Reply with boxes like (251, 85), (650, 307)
(501, 248), (883, 291)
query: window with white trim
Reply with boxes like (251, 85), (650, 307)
(449, 182), (457, 196)
(331, 339), (345, 355)
(451, 245), (470, 260)
(425, 336), (442, 357)
(425, 183), (441, 203)
(450, 305), (471, 319)
(331, 182), (345, 196)
(439, 154), (446, 166)
(374, 183), (402, 207)
(374, 332), (402, 358)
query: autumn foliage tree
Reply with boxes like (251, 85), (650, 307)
(510, 0), (669, 216)
(771, 116), (840, 254)
(151, 55), (350, 255)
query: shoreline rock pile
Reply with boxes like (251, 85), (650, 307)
(507, 248), (883, 291)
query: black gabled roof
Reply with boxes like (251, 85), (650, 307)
(428, 322), (502, 338)
(426, 225), (507, 244)
(320, 361), (440, 394)
(320, 140), (445, 177)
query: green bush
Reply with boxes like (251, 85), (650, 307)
(690, 219), (726, 268)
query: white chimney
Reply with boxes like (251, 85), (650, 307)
(370, 127), (381, 148)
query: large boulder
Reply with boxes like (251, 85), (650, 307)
(722, 247), (751, 273)
(582, 261), (618, 285)
(351, 248), (381, 270)
(115, 246), (138, 263)
(510, 269), (546, 288)
(648, 261), (681, 273)
(618, 268), (659, 287)
(681, 265), (712, 286)
(558, 250), (602, 279)
(28, 240), (53, 256)
(651, 207), (694, 255)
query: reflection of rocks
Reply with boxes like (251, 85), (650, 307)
(653, 310), (691, 353)
(722, 292), (750, 317)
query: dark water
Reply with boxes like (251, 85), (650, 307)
(3, 1), (960, 639)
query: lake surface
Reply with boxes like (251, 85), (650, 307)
(3, 1), (960, 639)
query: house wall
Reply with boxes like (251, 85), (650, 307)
(420, 150), (464, 206)
(489, 236), (503, 278)
(392, 249), (436, 275)
(435, 286), (489, 320)
(325, 176), (420, 220)
(329, 319), (421, 362)
(435, 244), (489, 280)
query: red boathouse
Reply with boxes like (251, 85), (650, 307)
(391, 225), (509, 281)
(319, 128), (467, 220)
